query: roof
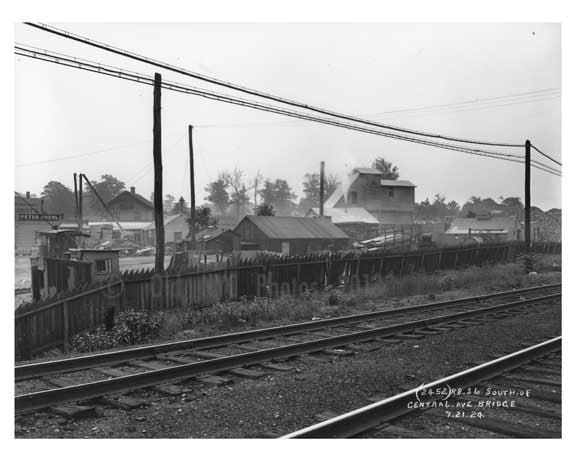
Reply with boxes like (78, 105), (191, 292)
(353, 167), (382, 175)
(89, 221), (152, 230)
(201, 229), (240, 242)
(238, 216), (350, 240)
(380, 179), (416, 187)
(144, 214), (187, 230)
(308, 207), (380, 224)
(444, 216), (518, 235)
(107, 190), (154, 209)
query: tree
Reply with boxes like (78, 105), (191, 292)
(259, 178), (297, 216)
(84, 174), (125, 202)
(298, 172), (339, 211)
(83, 174), (126, 217)
(372, 157), (400, 179)
(187, 205), (216, 233)
(255, 203), (275, 216)
(164, 194), (176, 213)
(204, 172), (230, 215)
(228, 168), (251, 218)
(171, 197), (189, 215)
(446, 200), (461, 216)
(41, 181), (76, 218)
(250, 171), (264, 208)
(415, 194), (460, 220)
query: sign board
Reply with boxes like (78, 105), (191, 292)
(17, 213), (63, 222)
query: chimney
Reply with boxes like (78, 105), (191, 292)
(130, 186), (136, 194)
(26, 191), (30, 199)
(319, 161), (325, 217)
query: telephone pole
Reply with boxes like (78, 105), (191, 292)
(319, 161), (325, 217)
(78, 173), (83, 231)
(524, 139), (531, 251)
(153, 73), (165, 272)
(188, 124), (196, 249)
(73, 173), (80, 232)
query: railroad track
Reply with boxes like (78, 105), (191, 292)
(15, 284), (560, 415)
(282, 336), (562, 438)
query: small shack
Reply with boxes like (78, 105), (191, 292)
(439, 214), (521, 247)
(200, 229), (241, 253)
(70, 249), (120, 282)
(232, 216), (351, 255)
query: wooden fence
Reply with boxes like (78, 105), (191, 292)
(15, 241), (558, 360)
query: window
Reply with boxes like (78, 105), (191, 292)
(387, 188), (395, 198)
(350, 191), (358, 204)
(174, 232), (182, 242)
(95, 259), (112, 273)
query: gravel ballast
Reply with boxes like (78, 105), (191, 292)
(15, 298), (561, 439)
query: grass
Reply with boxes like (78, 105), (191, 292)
(157, 260), (561, 339)
(40, 258), (561, 358)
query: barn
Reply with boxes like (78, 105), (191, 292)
(107, 187), (154, 222)
(232, 216), (351, 255)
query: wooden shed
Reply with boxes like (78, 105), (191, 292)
(232, 216), (351, 256)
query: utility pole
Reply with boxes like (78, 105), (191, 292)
(319, 161), (325, 217)
(188, 124), (196, 249)
(73, 173), (80, 232)
(78, 173), (83, 230)
(153, 73), (165, 272)
(524, 139), (531, 251)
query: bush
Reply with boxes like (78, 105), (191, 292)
(113, 311), (162, 345)
(69, 310), (162, 353)
(70, 327), (117, 353)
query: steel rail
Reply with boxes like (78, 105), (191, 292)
(15, 293), (560, 413)
(15, 284), (560, 380)
(281, 336), (562, 438)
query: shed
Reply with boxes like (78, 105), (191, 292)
(439, 215), (521, 247)
(200, 229), (241, 253)
(232, 216), (351, 255)
(73, 249), (121, 282)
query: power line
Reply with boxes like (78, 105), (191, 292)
(14, 45), (561, 177)
(16, 139), (152, 168)
(23, 22), (526, 149)
(372, 88), (560, 116)
(531, 144), (562, 167)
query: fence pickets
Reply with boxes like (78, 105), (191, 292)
(15, 241), (560, 360)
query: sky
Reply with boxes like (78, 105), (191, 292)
(14, 22), (561, 210)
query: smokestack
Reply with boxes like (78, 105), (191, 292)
(319, 161), (325, 217)
(130, 186), (136, 194)
(26, 191), (30, 199)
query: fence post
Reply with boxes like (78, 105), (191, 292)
(296, 262), (302, 295)
(63, 300), (70, 352)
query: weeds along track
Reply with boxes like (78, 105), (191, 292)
(15, 284), (560, 415)
(282, 336), (562, 438)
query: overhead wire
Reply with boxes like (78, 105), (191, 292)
(15, 139), (153, 168)
(23, 22), (527, 149)
(371, 88), (560, 116)
(14, 44), (561, 177)
(531, 144), (562, 167)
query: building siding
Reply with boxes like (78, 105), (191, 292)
(328, 172), (415, 224)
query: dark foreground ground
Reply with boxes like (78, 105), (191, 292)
(16, 286), (561, 438)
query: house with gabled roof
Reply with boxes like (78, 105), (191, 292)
(107, 186), (154, 222)
(323, 167), (416, 226)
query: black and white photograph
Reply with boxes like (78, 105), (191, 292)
(6, 3), (571, 451)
